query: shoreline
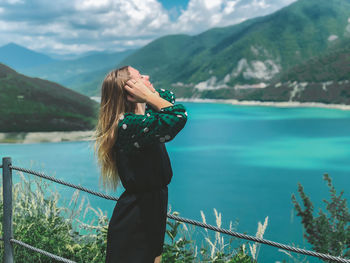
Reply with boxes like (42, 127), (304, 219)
(2, 98), (350, 144)
(0, 131), (94, 144)
(176, 98), (350, 111)
(92, 96), (350, 111)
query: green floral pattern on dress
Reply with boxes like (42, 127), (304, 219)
(115, 88), (187, 153)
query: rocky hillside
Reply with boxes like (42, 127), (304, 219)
(239, 39), (350, 105)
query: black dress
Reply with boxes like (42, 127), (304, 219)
(105, 89), (188, 263)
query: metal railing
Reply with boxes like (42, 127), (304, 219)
(1, 156), (350, 263)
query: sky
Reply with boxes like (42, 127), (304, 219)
(0, 0), (297, 57)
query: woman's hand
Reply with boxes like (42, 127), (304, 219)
(148, 84), (156, 93)
(124, 79), (158, 103)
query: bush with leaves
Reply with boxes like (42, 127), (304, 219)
(0, 168), (259, 262)
(291, 173), (350, 258)
(0, 171), (109, 262)
(162, 208), (262, 263)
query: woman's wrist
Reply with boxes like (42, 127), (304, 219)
(145, 92), (173, 112)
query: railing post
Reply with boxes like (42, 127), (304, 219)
(3, 157), (14, 263)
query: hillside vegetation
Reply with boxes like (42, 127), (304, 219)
(0, 64), (98, 132)
(115, 0), (350, 98)
(279, 40), (350, 83)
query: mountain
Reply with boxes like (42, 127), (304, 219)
(0, 63), (98, 132)
(237, 39), (350, 104)
(278, 39), (350, 83)
(111, 0), (350, 99)
(21, 49), (136, 95)
(5, 0), (350, 105)
(59, 68), (111, 96)
(0, 43), (56, 70)
(0, 42), (135, 96)
(47, 50), (111, 60)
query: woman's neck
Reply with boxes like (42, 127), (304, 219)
(134, 102), (146, 115)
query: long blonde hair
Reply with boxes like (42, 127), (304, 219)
(94, 65), (136, 192)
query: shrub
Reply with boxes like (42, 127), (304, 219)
(291, 173), (350, 259)
(0, 169), (258, 262)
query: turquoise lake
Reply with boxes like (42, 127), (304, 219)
(1, 101), (350, 262)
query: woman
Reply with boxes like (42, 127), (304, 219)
(94, 65), (188, 263)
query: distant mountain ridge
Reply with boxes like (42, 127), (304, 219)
(0, 42), (136, 96)
(0, 63), (98, 132)
(21, 49), (136, 86)
(0, 43), (56, 70)
(2, 0), (350, 106)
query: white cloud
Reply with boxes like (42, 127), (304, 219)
(0, 0), (298, 55)
(37, 40), (100, 54)
(112, 38), (153, 47)
(172, 0), (241, 32)
(0, 0), (24, 4)
(0, 20), (25, 31)
(251, 0), (271, 9)
(170, 0), (297, 34)
(76, 0), (112, 10)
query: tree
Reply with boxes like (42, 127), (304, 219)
(291, 173), (350, 258)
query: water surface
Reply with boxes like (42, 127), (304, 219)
(2, 102), (350, 262)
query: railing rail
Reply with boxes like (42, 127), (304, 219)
(1, 157), (350, 263)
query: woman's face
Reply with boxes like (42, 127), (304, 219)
(128, 66), (153, 90)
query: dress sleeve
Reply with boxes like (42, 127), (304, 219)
(156, 88), (176, 104)
(116, 104), (187, 153)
